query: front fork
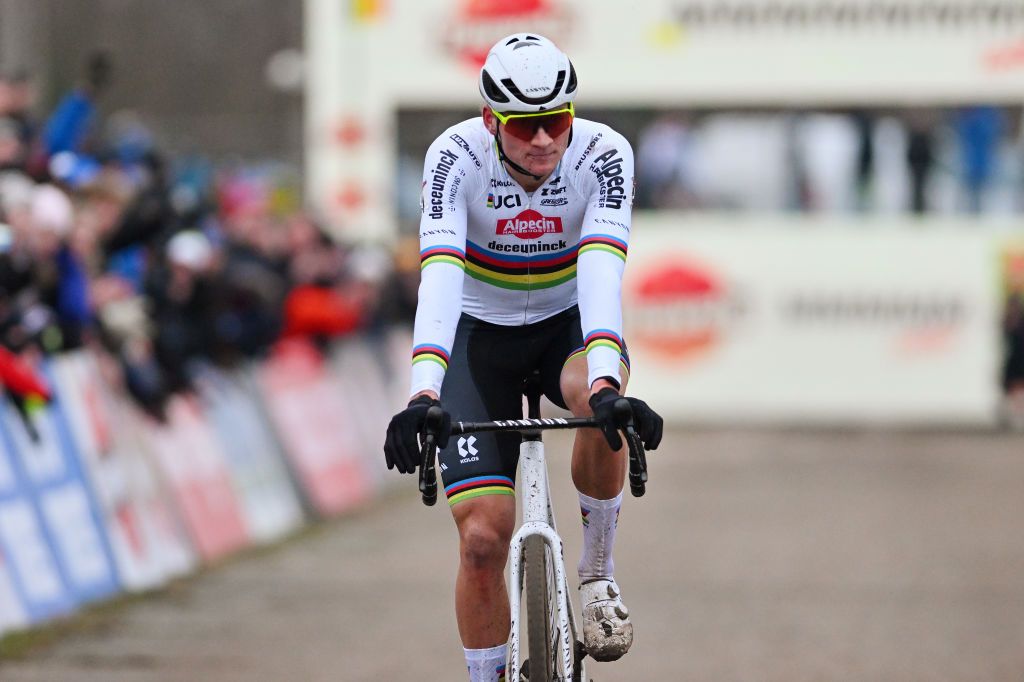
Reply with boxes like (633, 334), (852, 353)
(508, 441), (584, 681)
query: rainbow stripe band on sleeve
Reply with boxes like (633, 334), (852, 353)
(420, 245), (466, 270)
(564, 343), (631, 375)
(584, 329), (624, 356)
(578, 234), (628, 262)
(412, 344), (451, 371)
(445, 475), (515, 507)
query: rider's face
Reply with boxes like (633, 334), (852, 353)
(483, 107), (571, 181)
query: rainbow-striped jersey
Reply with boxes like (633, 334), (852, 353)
(411, 116), (634, 396)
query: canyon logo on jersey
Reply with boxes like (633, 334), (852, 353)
(496, 209), (564, 240)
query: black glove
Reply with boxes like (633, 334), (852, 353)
(384, 395), (451, 474)
(588, 387), (664, 451)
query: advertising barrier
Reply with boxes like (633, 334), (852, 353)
(199, 368), (306, 544)
(0, 333), (412, 640)
(49, 352), (195, 592)
(0, 426), (74, 626)
(0, 548), (28, 635)
(257, 339), (375, 517)
(0, 360), (123, 622)
(622, 214), (1004, 425)
(8, 364), (120, 598)
(328, 337), (398, 488)
(142, 396), (250, 563)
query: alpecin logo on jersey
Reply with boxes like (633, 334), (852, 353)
(496, 210), (563, 240)
(590, 149), (627, 210)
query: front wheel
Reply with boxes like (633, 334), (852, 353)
(524, 535), (554, 681)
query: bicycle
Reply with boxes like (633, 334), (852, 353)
(417, 374), (649, 682)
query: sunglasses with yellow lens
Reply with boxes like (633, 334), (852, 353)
(491, 104), (575, 141)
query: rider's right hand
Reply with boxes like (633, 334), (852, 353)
(384, 395), (452, 474)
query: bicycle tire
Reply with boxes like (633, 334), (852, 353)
(524, 534), (554, 681)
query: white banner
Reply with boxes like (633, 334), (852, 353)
(305, 0), (1024, 236)
(621, 214), (1005, 424)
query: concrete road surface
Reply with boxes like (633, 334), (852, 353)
(2, 427), (1023, 681)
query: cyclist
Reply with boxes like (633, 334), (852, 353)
(383, 33), (664, 682)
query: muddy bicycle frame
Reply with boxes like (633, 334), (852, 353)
(417, 375), (648, 681)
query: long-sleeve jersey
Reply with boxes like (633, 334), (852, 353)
(411, 116), (634, 397)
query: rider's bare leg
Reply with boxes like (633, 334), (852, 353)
(560, 355), (634, 661)
(452, 494), (517, 648)
(560, 355), (627, 499)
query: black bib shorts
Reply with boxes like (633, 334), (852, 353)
(439, 305), (629, 507)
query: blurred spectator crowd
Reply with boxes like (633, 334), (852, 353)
(0, 62), (418, 420)
(635, 106), (1023, 215)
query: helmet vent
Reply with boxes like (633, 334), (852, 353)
(481, 70), (510, 104)
(566, 62), (578, 94)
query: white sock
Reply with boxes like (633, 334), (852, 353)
(464, 643), (507, 682)
(577, 491), (622, 579)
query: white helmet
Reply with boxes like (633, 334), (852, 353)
(479, 33), (577, 113)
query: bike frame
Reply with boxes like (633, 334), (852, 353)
(507, 436), (582, 681)
(418, 387), (648, 682)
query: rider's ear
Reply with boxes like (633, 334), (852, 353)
(482, 106), (498, 136)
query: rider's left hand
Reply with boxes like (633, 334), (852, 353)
(588, 387), (663, 451)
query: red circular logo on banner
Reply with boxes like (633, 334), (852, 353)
(444, 0), (572, 69)
(628, 258), (746, 361)
(335, 183), (366, 211)
(334, 116), (366, 147)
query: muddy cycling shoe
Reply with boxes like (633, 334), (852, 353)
(579, 577), (633, 662)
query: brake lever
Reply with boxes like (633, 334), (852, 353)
(625, 427), (648, 497)
(612, 398), (648, 498)
(418, 406), (445, 506)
